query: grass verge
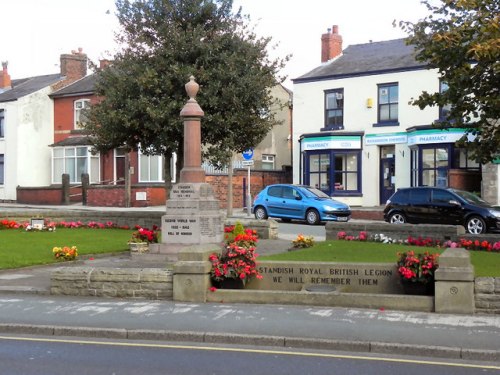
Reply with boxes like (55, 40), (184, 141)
(0, 228), (132, 269)
(260, 240), (500, 277)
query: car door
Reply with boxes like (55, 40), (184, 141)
(407, 189), (432, 223)
(278, 186), (305, 219)
(264, 186), (284, 217)
(430, 189), (463, 225)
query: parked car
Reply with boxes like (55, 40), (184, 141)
(383, 187), (500, 234)
(252, 184), (351, 225)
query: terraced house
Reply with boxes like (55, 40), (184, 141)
(292, 26), (499, 207)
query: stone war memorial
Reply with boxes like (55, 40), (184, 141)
(147, 76), (225, 262)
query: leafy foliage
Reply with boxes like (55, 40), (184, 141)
(86, 0), (288, 181)
(399, 0), (500, 163)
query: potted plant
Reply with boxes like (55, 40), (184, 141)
(396, 250), (439, 295)
(209, 222), (263, 289)
(128, 225), (160, 253)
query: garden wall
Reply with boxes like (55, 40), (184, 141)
(475, 278), (500, 314)
(51, 267), (172, 299)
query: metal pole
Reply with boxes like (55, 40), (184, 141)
(246, 165), (251, 216)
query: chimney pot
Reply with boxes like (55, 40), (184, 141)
(321, 24), (343, 63)
(0, 61), (11, 89)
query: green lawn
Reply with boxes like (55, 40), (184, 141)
(1, 229), (498, 277)
(260, 240), (500, 278)
(0, 228), (132, 269)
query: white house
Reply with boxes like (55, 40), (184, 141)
(0, 52), (87, 202)
(292, 26), (492, 207)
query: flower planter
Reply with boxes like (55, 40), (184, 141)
(401, 279), (434, 296)
(129, 242), (149, 253)
(214, 278), (245, 289)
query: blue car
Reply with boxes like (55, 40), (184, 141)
(252, 184), (351, 225)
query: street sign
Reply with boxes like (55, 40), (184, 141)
(242, 148), (254, 160)
(241, 160), (254, 166)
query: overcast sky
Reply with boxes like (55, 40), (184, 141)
(1, 0), (431, 89)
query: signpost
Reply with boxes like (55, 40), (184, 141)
(242, 149), (253, 216)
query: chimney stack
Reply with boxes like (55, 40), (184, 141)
(321, 25), (343, 63)
(60, 48), (87, 81)
(0, 61), (12, 89)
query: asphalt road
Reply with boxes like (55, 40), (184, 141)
(0, 335), (498, 375)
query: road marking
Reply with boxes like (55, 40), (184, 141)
(0, 335), (498, 371)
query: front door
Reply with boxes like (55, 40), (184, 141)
(380, 153), (395, 204)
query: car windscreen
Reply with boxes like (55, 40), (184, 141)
(452, 189), (490, 205)
(302, 187), (330, 199)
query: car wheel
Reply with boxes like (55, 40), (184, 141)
(389, 212), (406, 224)
(305, 209), (320, 225)
(465, 216), (486, 234)
(254, 206), (268, 220)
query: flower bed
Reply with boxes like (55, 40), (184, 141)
(337, 231), (500, 253)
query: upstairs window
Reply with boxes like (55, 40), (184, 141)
(377, 83), (398, 125)
(261, 154), (275, 170)
(325, 89), (344, 130)
(74, 99), (90, 129)
(0, 109), (4, 138)
(439, 81), (452, 121)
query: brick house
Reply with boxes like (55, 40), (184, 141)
(15, 61), (291, 208)
(292, 26), (496, 207)
(0, 51), (88, 202)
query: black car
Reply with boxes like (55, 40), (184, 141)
(383, 187), (500, 234)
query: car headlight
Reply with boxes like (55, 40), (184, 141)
(324, 206), (339, 212)
(489, 209), (500, 218)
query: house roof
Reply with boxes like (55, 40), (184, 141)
(293, 38), (428, 83)
(50, 74), (96, 98)
(50, 135), (94, 147)
(0, 74), (63, 103)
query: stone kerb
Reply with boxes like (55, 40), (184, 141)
(326, 222), (465, 242)
(434, 248), (475, 314)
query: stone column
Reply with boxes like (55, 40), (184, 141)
(179, 76), (205, 183)
(143, 76), (225, 264)
(434, 248), (475, 314)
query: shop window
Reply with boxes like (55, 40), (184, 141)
(452, 148), (480, 170)
(410, 148), (419, 186)
(334, 152), (359, 191)
(74, 99), (90, 129)
(262, 154), (275, 170)
(422, 147), (449, 187)
(324, 89), (344, 130)
(308, 153), (330, 191)
(52, 146), (100, 184)
(376, 83), (398, 125)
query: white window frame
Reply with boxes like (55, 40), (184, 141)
(52, 146), (100, 184)
(262, 154), (275, 170)
(74, 99), (91, 129)
(138, 150), (164, 183)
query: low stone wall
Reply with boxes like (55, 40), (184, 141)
(225, 218), (278, 240)
(326, 222), (465, 242)
(475, 277), (500, 314)
(51, 267), (173, 299)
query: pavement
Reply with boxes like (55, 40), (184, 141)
(0, 203), (499, 364)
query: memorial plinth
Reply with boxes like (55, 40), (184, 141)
(145, 76), (225, 262)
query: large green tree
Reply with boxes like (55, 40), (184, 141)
(400, 0), (500, 163)
(86, 0), (287, 184)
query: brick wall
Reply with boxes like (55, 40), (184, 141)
(87, 185), (166, 207)
(207, 168), (291, 209)
(17, 186), (64, 205)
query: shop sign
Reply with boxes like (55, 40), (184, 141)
(302, 136), (361, 151)
(365, 132), (407, 145)
(407, 128), (473, 145)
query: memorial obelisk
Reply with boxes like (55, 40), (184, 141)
(149, 76), (225, 261)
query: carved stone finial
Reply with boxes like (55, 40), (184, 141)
(185, 75), (199, 100)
